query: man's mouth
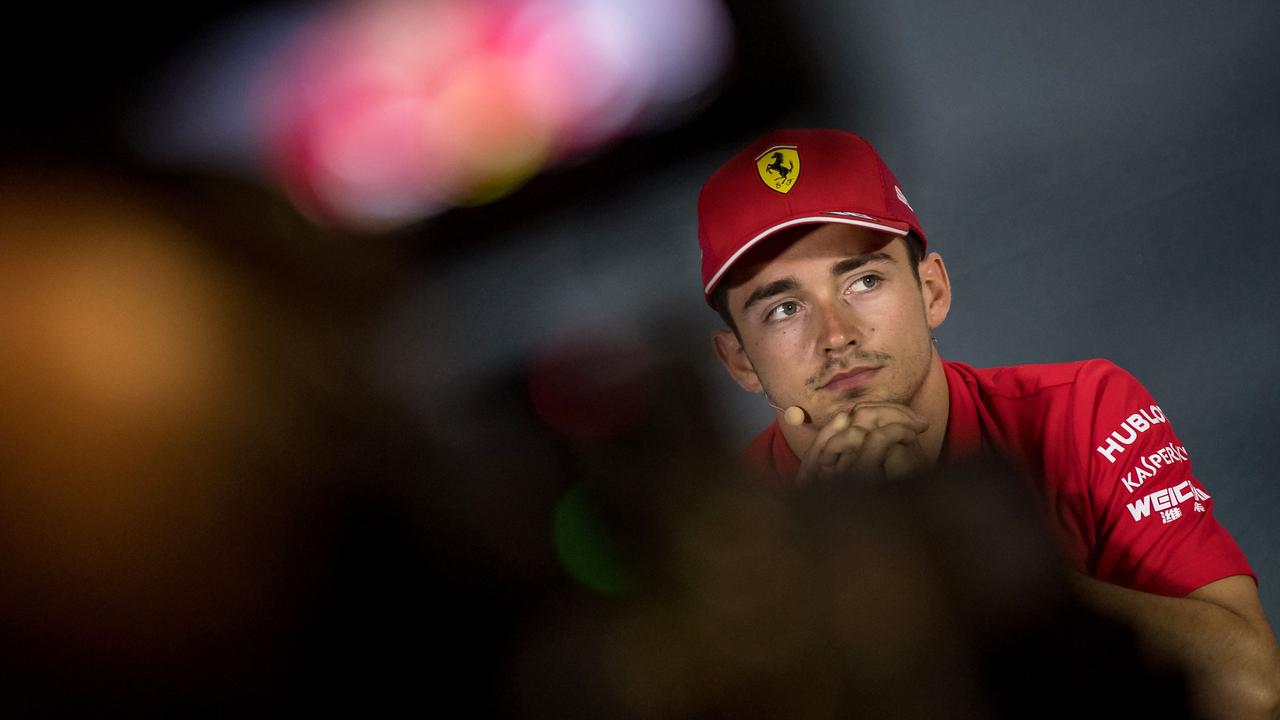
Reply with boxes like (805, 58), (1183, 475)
(819, 366), (880, 392)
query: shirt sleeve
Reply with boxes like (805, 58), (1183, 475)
(1072, 359), (1255, 597)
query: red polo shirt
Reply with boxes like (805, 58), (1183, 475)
(743, 358), (1255, 597)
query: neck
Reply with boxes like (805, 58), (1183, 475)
(912, 350), (951, 466)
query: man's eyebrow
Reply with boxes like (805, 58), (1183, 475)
(831, 251), (895, 277)
(741, 277), (799, 315)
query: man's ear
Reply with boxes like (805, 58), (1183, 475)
(918, 251), (952, 330)
(711, 329), (764, 394)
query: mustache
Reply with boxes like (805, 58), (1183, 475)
(806, 350), (892, 388)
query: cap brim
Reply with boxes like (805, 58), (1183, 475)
(703, 215), (910, 298)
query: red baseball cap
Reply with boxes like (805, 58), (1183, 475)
(697, 128), (927, 307)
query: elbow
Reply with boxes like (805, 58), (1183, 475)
(1253, 687), (1280, 720)
(1261, 670), (1280, 719)
(1215, 672), (1280, 720)
(1203, 641), (1280, 720)
(1239, 645), (1280, 720)
(1246, 680), (1280, 720)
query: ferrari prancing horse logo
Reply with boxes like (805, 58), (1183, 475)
(756, 145), (799, 194)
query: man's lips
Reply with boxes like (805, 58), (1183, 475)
(819, 366), (880, 392)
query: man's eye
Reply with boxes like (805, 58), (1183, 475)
(767, 301), (800, 320)
(847, 275), (881, 294)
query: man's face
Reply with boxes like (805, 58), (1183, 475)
(715, 223), (946, 428)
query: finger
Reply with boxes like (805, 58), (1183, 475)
(799, 412), (850, 482)
(821, 425), (870, 459)
(814, 412), (855, 468)
(850, 424), (920, 480)
(808, 412), (850, 462)
(830, 422), (915, 482)
(883, 443), (924, 481)
(833, 443), (862, 481)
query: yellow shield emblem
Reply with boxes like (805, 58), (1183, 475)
(756, 146), (800, 194)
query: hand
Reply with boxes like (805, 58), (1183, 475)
(797, 402), (930, 486)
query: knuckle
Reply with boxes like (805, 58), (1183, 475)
(865, 426), (895, 444)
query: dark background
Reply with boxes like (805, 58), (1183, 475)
(3, 0), (1277, 712)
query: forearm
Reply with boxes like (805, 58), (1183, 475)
(1071, 574), (1280, 720)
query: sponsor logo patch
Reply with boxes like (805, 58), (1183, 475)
(1096, 405), (1167, 464)
(1119, 442), (1189, 493)
(1127, 480), (1210, 523)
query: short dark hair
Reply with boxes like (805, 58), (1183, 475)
(712, 231), (925, 337)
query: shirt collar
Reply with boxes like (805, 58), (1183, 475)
(940, 360), (984, 465)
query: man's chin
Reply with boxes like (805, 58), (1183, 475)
(799, 392), (868, 426)
(834, 387), (881, 409)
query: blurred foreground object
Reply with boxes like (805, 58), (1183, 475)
(512, 457), (1195, 719)
(0, 172), (269, 709)
(0, 169), (433, 712)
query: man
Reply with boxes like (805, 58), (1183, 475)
(697, 128), (1280, 718)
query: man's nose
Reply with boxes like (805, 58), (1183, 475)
(817, 300), (862, 353)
